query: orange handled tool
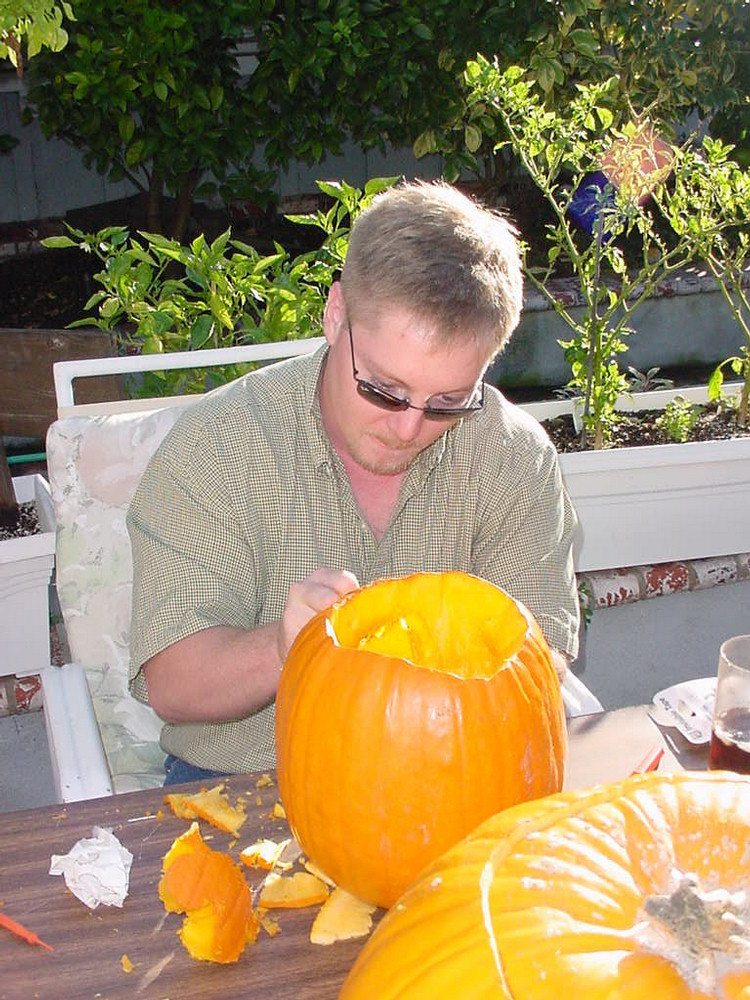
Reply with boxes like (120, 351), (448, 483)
(0, 910), (54, 952)
(630, 745), (665, 775)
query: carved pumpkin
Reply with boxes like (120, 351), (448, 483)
(339, 771), (750, 998)
(276, 571), (566, 909)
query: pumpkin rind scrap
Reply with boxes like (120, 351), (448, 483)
(159, 823), (259, 963)
(339, 771), (750, 999)
(258, 871), (330, 909)
(310, 888), (377, 946)
(163, 783), (247, 837)
(276, 571), (566, 909)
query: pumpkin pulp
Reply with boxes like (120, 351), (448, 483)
(328, 571), (530, 679)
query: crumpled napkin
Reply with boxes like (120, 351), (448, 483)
(49, 826), (133, 909)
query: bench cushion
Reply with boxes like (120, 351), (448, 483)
(46, 405), (188, 793)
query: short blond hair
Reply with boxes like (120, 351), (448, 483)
(340, 180), (523, 350)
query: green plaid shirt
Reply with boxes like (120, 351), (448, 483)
(128, 345), (579, 772)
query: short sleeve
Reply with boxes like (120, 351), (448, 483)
(471, 429), (580, 659)
(127, 416), (259, 703)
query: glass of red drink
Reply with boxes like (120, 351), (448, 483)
(709, 635), (750, 773)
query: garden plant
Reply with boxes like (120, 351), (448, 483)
(42, 177), (398, 396)
(666, 138), (750, 428)
(414, 0), (747, 190)
(1, 0), (73, 527)
(462, 59), (700, 449)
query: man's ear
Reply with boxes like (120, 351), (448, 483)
(323, 281), (346, 346)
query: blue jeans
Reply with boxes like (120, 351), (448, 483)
(163, 753), (232, 786)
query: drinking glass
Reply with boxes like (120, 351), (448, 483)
(708, 635), (750, 773)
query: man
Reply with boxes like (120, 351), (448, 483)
(127, 180), (580, 784)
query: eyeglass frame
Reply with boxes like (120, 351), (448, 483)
(346, 319), (485, 421)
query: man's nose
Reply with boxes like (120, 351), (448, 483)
(389, 406), (425, 441)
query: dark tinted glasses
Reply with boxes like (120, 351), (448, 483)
(347, 320), (485, 421)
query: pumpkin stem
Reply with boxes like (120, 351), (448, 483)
(636, 868), (750, 993)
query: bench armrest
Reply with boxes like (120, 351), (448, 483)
(562, 670), (604, 718)
(40, 664), (113, 803)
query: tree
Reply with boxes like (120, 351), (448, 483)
(248, 1), (508, 166)
(415, 0), (749, 187)
(25, 0), (266, 240)
(23, 1), (507, 239)
(1, 0), (73, 527)
(0, 0), (72, 74)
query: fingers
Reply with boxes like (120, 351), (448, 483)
(288, 568), (360, 614)
(279, 568), (360, 662)
(549, 648), (569, 683)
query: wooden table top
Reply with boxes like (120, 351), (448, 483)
(0, 705), (708, 1000)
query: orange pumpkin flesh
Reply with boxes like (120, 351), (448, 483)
(159, 823), (259, 963)
(276, 572), (566, 909)
(339, 772), (750, 998)
(163, 784), (247, 837)
(310, 887), (377, 945)
(258, 871), (330, 909)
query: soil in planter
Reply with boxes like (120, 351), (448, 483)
(0, 502), (40, 541)
(544, 401), (750, 453)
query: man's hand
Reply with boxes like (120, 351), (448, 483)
(279, 568), (360, 662)
(550, 648), (569, 683)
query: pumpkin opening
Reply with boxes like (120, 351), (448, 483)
(328, 573), (530, 680)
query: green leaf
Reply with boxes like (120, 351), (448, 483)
(150, 310), (174, 336)
(464, 123), (483, 153)
(100, 297), (120, 319)
(118, 116), (135, 144)
(210, 85), (224, 111)
(83, 290), (106, 310)
(533, 58), (557, 94)
(41, 235), (78, 249)
(708, 366), (724, 400)
(253, 252), (287, 272)
(141, 335), (164, 355)
(125, 140), (146, 166)
(413, 130), (435, 159)
(363, 176), (399, 196)
(193, 87), (211, 110)
(154, 81), (168, 102)
(412, 23), (433, 41)
(190, 314), (215, 349)
(316, 180), (344, 201)
(568, 29), (599, 60)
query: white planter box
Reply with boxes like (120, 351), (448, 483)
(522, 384), (750, 572)
(1, 474), (56, 676)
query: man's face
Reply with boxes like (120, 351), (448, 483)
(321, 292), (495, 476)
